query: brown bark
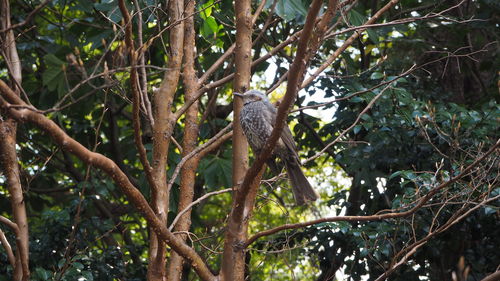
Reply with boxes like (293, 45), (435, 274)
(0, 0), (28, 279)
(220, 1), (327, 279)
(166, 0), (200, 279)
(220, 0), (252, 279)
(0, 80), (216, 281)
(147, 0), (185, 278)
(481, 271), (500, 281)
(0, 229), (16, 268)
(0, 120), (29, 281)
(117, 0), (154, 189)
(117, 1), (173, 279)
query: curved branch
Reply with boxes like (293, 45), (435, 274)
(0, 229), (15, 268)
(0, 216), (19, 234)
(246, 138), (499, 246)
(375, 193), (500, 281)
(169, 188), (232, 231)
(0, 80), (216, 281)
(166, 123), (233, 191)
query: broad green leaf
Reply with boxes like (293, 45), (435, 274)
(274, 0), (308, 21)
(367, 28), (379, 44)
(370, 72), (384, 80)
(42, 54), (67, 96)
(349, 9), (365, 26)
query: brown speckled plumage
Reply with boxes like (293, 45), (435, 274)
(235, 90), (318, 205)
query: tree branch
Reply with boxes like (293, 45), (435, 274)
(0, 229), (16, 268)
(233, 0), (324, 215)
(118, 0), (154, 190)
(245, 138), (499, 246)
(301, 0), (400, 89)
(0, 80), (216, 281)
(169, 188), (232, 231)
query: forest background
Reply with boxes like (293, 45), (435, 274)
(0, 0), (498, 280)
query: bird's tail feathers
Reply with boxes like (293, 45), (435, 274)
(284, 161), (319, 205)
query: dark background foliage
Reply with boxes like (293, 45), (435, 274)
(0, 0), (498, 280)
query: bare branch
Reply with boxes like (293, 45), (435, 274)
(0, 0), (50, 33)
(245, 138), (499, 246)
(0, 229), (16, 268)
(0, 80), (216, 281)
(167, 123), (233, 192)
(375, 193), (500, 281)
(169, 188), (233, 231)
(118, 0), (154, 191)
(0, 216), (19, 233)
(301, 0), (400, 89)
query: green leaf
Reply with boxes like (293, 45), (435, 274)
(349, 9), (365, 26)
(81, 271), (94, 281)
(200, 0), (213, 18)
(33, 268), (51, 280)
(367, 28), (379, 44)
(370, 72), (384, 80)
(58, 258), (66, 269)
(350, 96), (363, 103)
(205, 17), (219, 34)
(42, 54), (67, 96)
(42, 67), (63, 91)
(73, 262), (84, 270)
(389, 171), (404, 179)
(363, 121), (373, 130)
(361, 114), (372, 121)
(45, 54), (65, 66)
(353, 125), (362, 134)
(274, 0), (308, 21)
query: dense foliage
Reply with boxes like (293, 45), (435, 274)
(0, 0), (498, 280)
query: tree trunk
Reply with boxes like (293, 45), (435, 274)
(147, 0), (185, 278)
(166, 0), (200, 279)
(220, 0), (252, 279)
(0, 0), (28, 279)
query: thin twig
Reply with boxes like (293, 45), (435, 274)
(169, 188), (232, 231)
(245, 138), (499, 246)
(166, 123), (233, 192)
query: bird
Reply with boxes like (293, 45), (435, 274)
(234, 90), (319, 205)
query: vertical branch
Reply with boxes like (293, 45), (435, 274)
(0, 0), (28, 280)
(132, 0), (154, 125)
(305, 0), (339, 63)
(220, 0), (252, 280)
(166, 0), (200, 280)
(148, 0), (185, 278)
(132, 0), (148, 96)
(118, 0), (154, 193)
(0, 229), (16, 268)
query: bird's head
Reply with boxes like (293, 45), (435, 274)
(234, 90), (269, 105)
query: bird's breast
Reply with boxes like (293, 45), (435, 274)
(240, 103), (273, 151)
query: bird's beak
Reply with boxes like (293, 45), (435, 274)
(233, 92), (243, 97)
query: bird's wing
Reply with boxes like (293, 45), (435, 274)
(262, 101), (300, 158)
(281, 126), (299, 156)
